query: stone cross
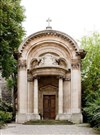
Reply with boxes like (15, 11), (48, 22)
(46, 18), (52, 27)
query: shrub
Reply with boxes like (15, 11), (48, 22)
(0, 111), (12, 123)
(83, 97), (100, 128)
(0, 100), (13, 112)
(0, 121), (5, 129)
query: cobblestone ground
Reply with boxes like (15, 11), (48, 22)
(0, 123), (99, 135)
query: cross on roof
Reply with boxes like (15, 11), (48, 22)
(46, 18), (52, 27)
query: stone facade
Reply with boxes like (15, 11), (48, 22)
(16, 28), (86, 123)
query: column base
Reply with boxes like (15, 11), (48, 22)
(56, 113), (71, 120)
(16, 113), (40, 123)
(71, 113), (83, 124)
(56, 113), (83, 124)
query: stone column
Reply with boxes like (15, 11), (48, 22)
(63, 73), (71, 114)
(71, 59), (82, 123)
(27, 71), (34, 113)
(18, 59), (27, 114)
(58, 76), (63, 114)
(33, 77), (38, 114)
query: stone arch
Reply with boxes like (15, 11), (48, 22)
(26, 41), (71, 69)
(18, 30), (79, 53)
(18, 30), (81, 61)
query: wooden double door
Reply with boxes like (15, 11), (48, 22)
(43, 95), (56, 119)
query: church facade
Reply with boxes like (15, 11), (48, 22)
(16, 27), (86, 123)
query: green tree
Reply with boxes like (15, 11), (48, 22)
(80, 32), (100, 129)
(0, 0), (25, 119)
(0, 0), (25, 78)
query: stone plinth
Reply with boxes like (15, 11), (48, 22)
(16, 113), (40, 123)
(56, 114), (71, 121)
(71, 113), (83, 124)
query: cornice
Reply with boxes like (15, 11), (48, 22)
(76, 49), (87, 59)
(19, 30), (79, 53)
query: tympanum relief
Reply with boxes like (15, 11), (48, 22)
(31, 53), (67, 69)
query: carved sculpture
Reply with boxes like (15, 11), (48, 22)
(30, 53), (67, 69)
(39, 53), (58, 66)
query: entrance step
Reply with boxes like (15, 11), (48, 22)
(24, 120), (73, 125)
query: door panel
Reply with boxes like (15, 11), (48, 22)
(43, 95), (56, 119)
(43, 96), (50, 119)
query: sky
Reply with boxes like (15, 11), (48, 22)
(21, 0), (100, 40)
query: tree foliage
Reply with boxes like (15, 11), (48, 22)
(0, 0), (25, 78)
(0, 0), (25, 120)
(80, 32), (100, 129)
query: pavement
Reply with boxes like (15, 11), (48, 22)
(0, 123), (99, 135)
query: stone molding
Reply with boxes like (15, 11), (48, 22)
(39, 84), (57, 91)
(30, 66), (67, 77)
(19, 30), (78, 53)
(18, 60), (27, 69)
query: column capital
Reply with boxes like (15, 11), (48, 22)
(71, 59), (80, 70)
(18, 59), (27, 69)
(33, 75), (40, 80)
(65, 77), (71, 81)
(65, 73), (71, 81)
(27, 77), (33, 82)
(27, 69), (33, 82)
(57, 75), (65, 80)
(71, 63), (80, 69)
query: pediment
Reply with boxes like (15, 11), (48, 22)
(39, 84), (57, 91)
